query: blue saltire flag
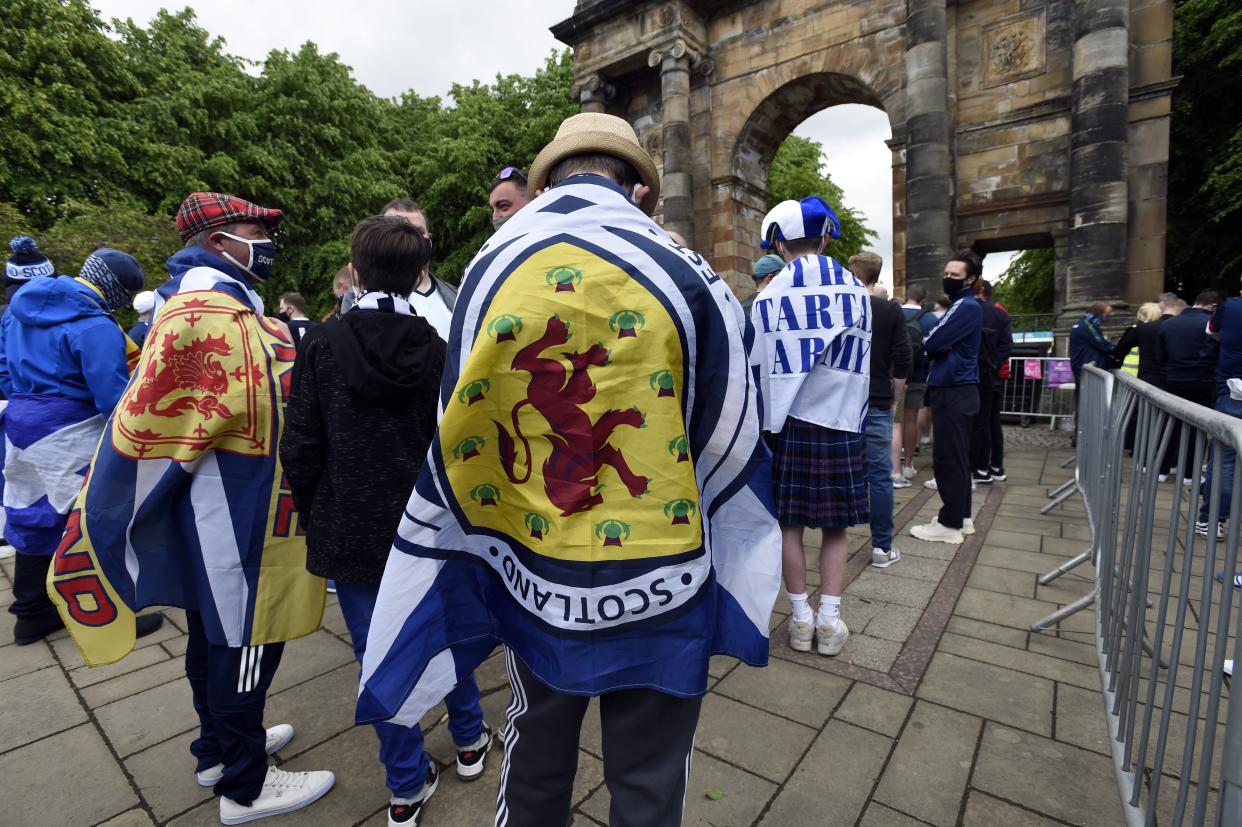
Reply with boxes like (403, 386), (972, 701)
(358, 176), (782, 726)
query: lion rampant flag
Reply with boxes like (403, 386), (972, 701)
(358, 177), (781, 727)
(48, 272), (324, 666)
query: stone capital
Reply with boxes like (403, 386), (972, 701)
(647, 38), (704, 71)
(569, 72), (618, 109)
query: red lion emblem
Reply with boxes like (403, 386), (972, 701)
(495, 316), (649, 516)
(125, 331), (234, 420)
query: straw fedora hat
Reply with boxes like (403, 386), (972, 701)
(528, 113), (661, 215)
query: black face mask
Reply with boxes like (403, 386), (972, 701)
(943, 276), (968, 298)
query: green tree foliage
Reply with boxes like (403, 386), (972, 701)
(767, 135), (876, 263)
(1168, 0), (1242, 294)
(993, 249), (1055, 316)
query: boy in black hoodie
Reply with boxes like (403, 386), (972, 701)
(281, 216), (492, 827)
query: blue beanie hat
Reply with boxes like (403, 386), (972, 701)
(6, 236), (55, 284)
(753, 253), (786, 281)
(79, 248), (145, 311)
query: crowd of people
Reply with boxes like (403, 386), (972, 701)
(0, 110), (1092, 827)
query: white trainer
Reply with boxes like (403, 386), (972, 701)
(961, 518), (975, 535)
(219, 766), (335, 824)
(923, 478), (938, 490)
(788, 618), (814, 652)
(891, 474), (912, 489)
(197, 724), (297, 787)
(871, 547), (901, 568)
(901, 465), (917, 480)
(816, 619), (849, 656)
(910, 521), (965, 544)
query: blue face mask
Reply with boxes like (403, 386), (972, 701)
(216, 232), (278, 282)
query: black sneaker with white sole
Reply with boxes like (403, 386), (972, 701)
(989, 466), (1007, 481)
(456, 723), (493, 781)
(972, 469), (993, 485)
(389, 763), (438, 826)
(1195, 519), (1226, 539)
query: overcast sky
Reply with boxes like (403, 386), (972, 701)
(90, 0), (1013, 286)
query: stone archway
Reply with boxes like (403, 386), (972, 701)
(726, 72), (896, 299)
(553, 0), (1174, 322)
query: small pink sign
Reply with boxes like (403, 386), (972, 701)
(1024, 360), (1043, 380)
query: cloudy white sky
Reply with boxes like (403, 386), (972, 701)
(90, 0), (1012, 286)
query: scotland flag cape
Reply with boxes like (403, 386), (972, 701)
(48, 264), (324, 666)
(359, 175), (781, 726)
(749, 255), (872, 435)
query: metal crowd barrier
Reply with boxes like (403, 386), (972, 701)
(1000, 356), (1076, 430)
(1036, 365), (1242, 825)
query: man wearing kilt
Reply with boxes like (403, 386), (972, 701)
(749, 196), (873, 657)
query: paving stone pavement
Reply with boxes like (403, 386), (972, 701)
(0, 442), (1130, 826)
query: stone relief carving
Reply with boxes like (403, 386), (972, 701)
(981, 10), (1047, 88)
(648, 38), (704, 69)
(655, 5), (676, 27)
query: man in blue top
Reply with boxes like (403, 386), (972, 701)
(1197, 286), (1242, 541)
(911, 250), (983, 544)
(1069, 302), (1114, 379)
(0, 248), (165, 645)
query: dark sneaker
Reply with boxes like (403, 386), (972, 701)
(389, 763), (438, 826)
(135, 613), (165, 638)
(972, 469), (993, 485)
(13, 612), (64, 646)
(990, 466), (1007, 481)
(456, 723), (493, 781)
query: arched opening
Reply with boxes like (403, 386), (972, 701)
(725, 72), (902, 297)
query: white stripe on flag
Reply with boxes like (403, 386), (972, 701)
(188, 452), (250, 646)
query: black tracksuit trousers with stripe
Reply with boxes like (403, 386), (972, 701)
(496, 653), (702, 827)
(184, 609), (285, 805)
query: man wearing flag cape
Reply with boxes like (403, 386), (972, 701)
(358, 113), (781, 827)
(748, 196), (873, 658)
(47, 193), (335, 825)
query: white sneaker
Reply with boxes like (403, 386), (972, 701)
(1158, 474), (1169, 483)
(891, 474), (912, 489)
(871, 547), (901, 568)
(910, 521), (965, 544)
(197, 724), (297, 787)
(919, 435), (931, 446)
(961, 518), (975, 535)
(219, 766), (335, 825)
(816, 619), (849, 656)
(923, 478), (938, 490)
(901, 465), (917, 480)
(788, 618), (814, 652)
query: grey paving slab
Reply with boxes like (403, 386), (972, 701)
(917, 652), (1053, 736)
(70, 643), (170, 688)
(873, 553), (951, 583)
(264, 662), (360, 759)
(898, 535), (961, 561)
(714, 657), (850, 727)
(266, 630), (356, 695)
(952, 587), (1058, 630)
(95, 677), (198, 758)
(758, 719), (891, 827)
(1026, 631), (1098, 667)
(694, 693), (816, 783)
(961, 790), (1064, 826)
(99, 810), (157, 827)
(983, 528), (1044, 552)
(972, 723), (1125, 826)
(0, 665), (86, 753)
(936, 632), (1099, 691)
(0, 723), (138, 825)
(965, 563), (1036, 598)
(944, 615), (1029, 648)
(1054, 683), (1112, 757)
(977, 544), (1079, 575)
(0, 636), (56, 682)
(124, 730), (212, 823)
(855, 601), (923, 644)
(834, 631), (902, 672)
(834, 682), (913, 738)
(581, 749), (775, 827)
(860, 802), (935, 827)
(83, 655), (189, 709)
(163, 635), (188, 657)
(874, 701), (980, 826)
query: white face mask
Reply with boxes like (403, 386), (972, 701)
(215, 232), (277, 281)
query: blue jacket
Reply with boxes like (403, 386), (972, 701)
(0, 277), (130, 416)
(1156, 306), (1218, 387)
(924, 292), (981, 387)
(1069, 313), (1113, 376)
(1212, 298), (1242, 395)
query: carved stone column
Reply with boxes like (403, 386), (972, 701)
(570, 73), (616, 113)
(1065, 0), (1130, 316)
(649, 39), (701, 246)
(904, 0), (953, 296)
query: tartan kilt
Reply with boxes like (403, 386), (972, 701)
(767, 417), (868, 529)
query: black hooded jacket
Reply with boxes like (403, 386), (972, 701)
(280, 311), (445, 585)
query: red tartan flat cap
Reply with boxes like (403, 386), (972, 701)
(175, 192), (284, 242)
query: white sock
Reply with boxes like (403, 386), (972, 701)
(818, 595), (842, 627)
(788, 591), (813, 624)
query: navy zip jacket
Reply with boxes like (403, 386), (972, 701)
(1069, 313), (1113, 375)
(924, 291), (981, 387)
(1156, 306), (1218, 387)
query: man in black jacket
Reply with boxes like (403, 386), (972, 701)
(1157, 289), (1222, 482)
(848, 253), (911, 568)
(970, 280), (1013, 483)
(281, 216), (492, 827)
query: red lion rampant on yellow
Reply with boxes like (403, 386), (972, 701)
(125, 331), (234, 420)
(495, 316), (649, 516)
